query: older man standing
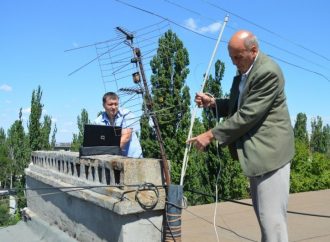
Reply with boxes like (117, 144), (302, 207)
(188, 30), (294, 242)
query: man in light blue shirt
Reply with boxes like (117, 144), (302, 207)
(94, 92), (143, 158)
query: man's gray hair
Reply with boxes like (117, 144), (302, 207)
(244, 34), (259, 50)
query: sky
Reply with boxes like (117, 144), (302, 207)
(1, 0), (329, 143)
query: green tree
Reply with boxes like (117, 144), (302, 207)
(6, 109), (30, 212)
(40, 115), (52, 150)
(309, 152), (330, 189)
(322, 124), (330, 156)
(51, 124), (57, 149)
(290, 139), (310, 192)
(140, 30), (191, 185)
(28, 86), (43, 151)
(7, 109), (30, 188)
(310, 116), (327, 153)
(71, 108), (90, 151)
(0, 198), (20, 226)
(0, 128), (6, 144)
(0, 201), (10, 226)
(293, 112), (309, 145)
(1, 110), (30, 225)
(0, 128), (11, 187)
(291, 138), (330, 192)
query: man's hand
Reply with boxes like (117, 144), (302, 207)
(195, 93), (215, 108)
(120, 128), (132, 151)
(187, 130), (214, 151)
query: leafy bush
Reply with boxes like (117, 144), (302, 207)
(290, 140), (330, 193)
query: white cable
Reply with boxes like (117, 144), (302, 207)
(214, 183), (220, 242)
(200, 91), (222, 242)
(209, 92), (221, 242)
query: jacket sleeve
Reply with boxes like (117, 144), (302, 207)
(211, 69), (280, 146)
(212, 99), (229, 118)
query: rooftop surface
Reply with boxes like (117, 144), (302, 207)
(0, 189), (329, 241)
(182, 189), (330, 242)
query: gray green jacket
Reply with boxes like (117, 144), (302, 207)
(211, 52), (294, 177)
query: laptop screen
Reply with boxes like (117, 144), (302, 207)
(82, 124), (121, 147)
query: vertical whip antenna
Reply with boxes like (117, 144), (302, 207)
(180, 15), (229, 186)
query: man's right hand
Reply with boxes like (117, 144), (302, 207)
(186, 130), (214, 151)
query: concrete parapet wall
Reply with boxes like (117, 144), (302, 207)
(25, 151), (166, 242)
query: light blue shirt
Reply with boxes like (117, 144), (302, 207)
(238, 52), (259, 108)
(94, 108), (143, 158)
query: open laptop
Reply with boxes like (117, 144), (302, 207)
(79, 124), (122, 156)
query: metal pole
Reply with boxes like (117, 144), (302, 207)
(116, 26), (171, 186)
(134, 48), (171, 186)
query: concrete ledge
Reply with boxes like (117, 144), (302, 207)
(25, 151), (167, 242)
(27, 151), (166, 215)
(26, 176), (163, 242)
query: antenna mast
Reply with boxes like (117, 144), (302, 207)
(180, 15), (229, 186)
(116, 27), (171, 186)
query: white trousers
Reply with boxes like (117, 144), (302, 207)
(249, 162), (290, 242)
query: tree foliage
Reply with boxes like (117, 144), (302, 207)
(293, 112), (309, 145)
(4, 109), (30, 215)
(40, 115), (52, 150)
(71, 108), (90, 151)
(310, 116), (330, 154)
(322, 124), (330, 157)
(27, 86), (54, 151)
(291, 115), (330, 193)
(7, 109), (31, 184)
(310, 116), (323, 153)
(0, 198), (20, 226)
(140, 30), (191, 185)
(0, 128), (11, 187)
(0, 86), (58, 224)
(28, 86), (43, 151)
(51, 124), (57, 150)
(291, 139), (330, 192)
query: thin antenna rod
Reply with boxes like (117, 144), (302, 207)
(180, 15), (229, 186)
